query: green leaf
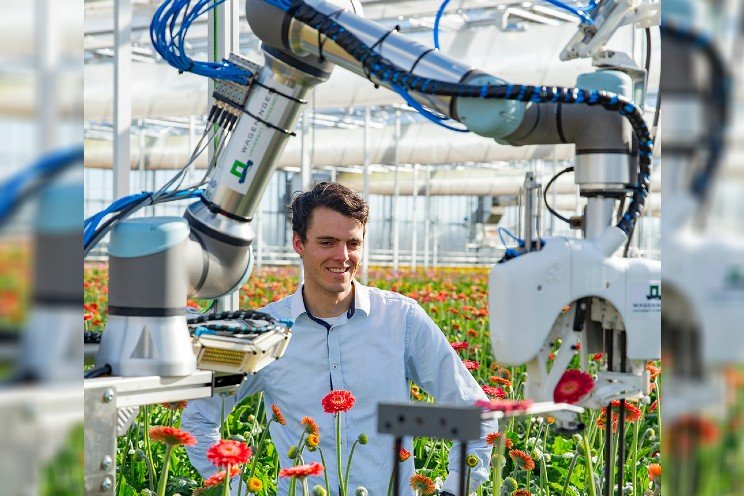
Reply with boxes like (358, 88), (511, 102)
(551, 436), (574, 456)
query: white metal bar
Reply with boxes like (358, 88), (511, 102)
(35, 0), (56, 151)
(113, 0), (132, 199)
(424, 166), (431, 269)
(392, 111), (401, 274)
(411, 164), (418, 270)
(362, 107), (370, 285)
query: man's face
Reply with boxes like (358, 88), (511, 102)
(292, 207), (364, 298)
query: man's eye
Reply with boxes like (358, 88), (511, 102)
(320, 241), (333, 246)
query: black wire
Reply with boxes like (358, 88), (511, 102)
(84, 363), (112, 379)
(644, 27), (652, 75)
(543, 166), (574, 225)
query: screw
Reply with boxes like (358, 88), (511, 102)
(101, 477), (112, 491)
(103, 389), (114, 403)
(101, 455), (112, 469)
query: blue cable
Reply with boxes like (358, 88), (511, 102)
(0, 147), (83, 226)
(541, 0), (594, 24)
(433, 0), (450, 50)
(393, 84), (469, 132)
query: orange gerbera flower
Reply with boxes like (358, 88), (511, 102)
(271, 404), (286, 425)
(489, 376), (512, 388)
(553, 369), (594, 404)
(202, 466), (241, 487)
(513, 490), (531, 496)
(409, 473), (436, 495)
(160, 401), (188, 410)
(321, 389), (356, 414)
(306, 434), (320, 447)
(485, 432), (513, 449)
(648, 463), (662, 481)
(646, 362), (661, 380)
(467, 329), (478, 338)
(149, 426), (197, 447)
(301, 416), (319, 435)
(278, 461), (324, 479)
(398, 447), (412, 462)
(508, 449), (535, 471)
(206, 440), (252, 468)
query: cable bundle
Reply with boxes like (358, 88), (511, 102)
(150, 0), (254, 83)
(268, 0), (654, 236)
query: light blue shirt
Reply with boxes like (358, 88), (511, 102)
(182, 281), (495, 494)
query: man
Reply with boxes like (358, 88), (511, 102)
(182, 182), (495, 494)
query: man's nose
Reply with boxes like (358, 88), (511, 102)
(334, 243), (349, 261)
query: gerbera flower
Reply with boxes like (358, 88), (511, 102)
(160, 401), (188, 410)
(148, 426), (197, 447)
(450, 341), (469, 352)
(475, 399), (533, 414)
(202, 466), (241, 487)
(398, 447), (411, 462)
(465, 454), (479, 467)
(206, 440), (252, 467)
(279, 461), (325, 479)
(481, 385), (507, 398)
(489, 376), (512, 387)
(271, 404), (286, 425)
(553, 369), (594, 404)
(247, 476), (263, 492)
(648, 463), (661, 481)
(409, 473), (436, 495)
(485, 432), (513, 449)
(513, 490), (532, 496)
(306, 434), (320, 447)
(301, 416), (319, 435)
(467, 329), (478, 338)
(462, 360), (480, 371)
(321, 389), (356, 414)
(592, 353), (604, 361)
(508, 449), (535, 471)
(646, 362), (661, 380)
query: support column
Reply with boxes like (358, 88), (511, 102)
(209, 0), (241, 310)
(362, 107), (371, 285)
(256, 205), (263, 274)
(113, 0), (132, 199)
(392, 111), (401, 274)
(411, 164), (418, 271)
(35, 0), (57, 152)
(423, 166), (431, 269)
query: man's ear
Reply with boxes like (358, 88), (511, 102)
(292, 232), (304, 257)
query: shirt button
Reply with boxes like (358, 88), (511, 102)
(332, 364), (337, 369)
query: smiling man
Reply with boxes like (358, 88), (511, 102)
(182, 182), (495, 495)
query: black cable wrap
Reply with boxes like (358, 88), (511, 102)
(287, 0), (654, 235)
(188, 310), (284, 335)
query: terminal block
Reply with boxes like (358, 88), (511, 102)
(208, 53), (263, 131)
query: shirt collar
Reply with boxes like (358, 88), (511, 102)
(290, 279), (371, 321)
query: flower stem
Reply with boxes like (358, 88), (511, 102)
(580, 433), (598, 496)
(560, 449), (579, 496)
(222, 464), (232, 496)
(318, 446), (331, 496)
(465, 467), (472, 495)
(343, 440), (360, 494)
(336, 414), (345, 496)
(156, 445), (172, 496)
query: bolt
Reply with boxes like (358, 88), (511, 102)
(101, 455), (112, 469)
(101, 477), (112, 491)
(103, 389), (114, 403)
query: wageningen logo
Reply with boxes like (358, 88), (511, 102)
(646, 284), (661, 301)
(230, 159), (253, 184)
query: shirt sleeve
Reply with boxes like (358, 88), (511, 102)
(403, 302), (497, 493)
(181, 374), (262, 478)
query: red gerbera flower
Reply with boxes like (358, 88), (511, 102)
(410, 473), (436, 495)
(481, 385), (507, 398)
(553, 369), (594, 404)
(148, 426), (197, 447)
(648, 463), (662, 481)
(508, 449), (536, 471)
(321, 389), (356, 414)
(398, 447), (411, 462)
(278, 462), (325, 479)
(450, 341), (469, 352)
(206, 440), (252, 468)
(485, 431), (513, 449)
(271, 404), (286, 425)
(462, 360), (480, 371)
(202, 466), (241, 487)
(301, 416), (319, 435)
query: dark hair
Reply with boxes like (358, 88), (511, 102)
(289, 182), (369, 241)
